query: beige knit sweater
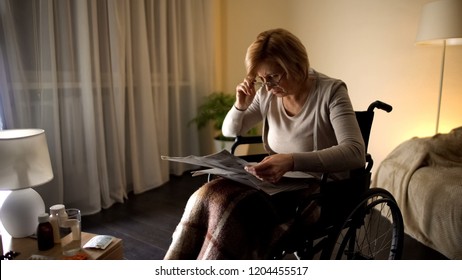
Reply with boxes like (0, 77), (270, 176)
(222, 69), (365, 180)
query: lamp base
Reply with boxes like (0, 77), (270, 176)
(0, 188), (45, 238)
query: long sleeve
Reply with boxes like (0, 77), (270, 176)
(222, 92), (265, 137)
(291, 85), (365, 174)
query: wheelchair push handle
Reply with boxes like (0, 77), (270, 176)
(368, 100), (392, 113)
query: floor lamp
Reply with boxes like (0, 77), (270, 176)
(415, 0), (462, 134)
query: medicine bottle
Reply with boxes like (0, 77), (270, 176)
(37, 213), (54, 251)
(49, 204), (65, 243)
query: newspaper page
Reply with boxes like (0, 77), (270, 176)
(161, 150), (315, 195)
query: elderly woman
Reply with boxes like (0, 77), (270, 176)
(164, 28), (365, 260)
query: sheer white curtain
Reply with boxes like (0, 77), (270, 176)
(0, 0), (213, 215)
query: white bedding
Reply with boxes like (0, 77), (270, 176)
(372, 127), (462, 259)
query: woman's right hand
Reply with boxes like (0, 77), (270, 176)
(234, 78), (256, 111)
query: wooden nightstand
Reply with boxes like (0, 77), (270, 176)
(2, 231), (123, 260)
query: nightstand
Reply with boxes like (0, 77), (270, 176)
(2, 231), (123, 260)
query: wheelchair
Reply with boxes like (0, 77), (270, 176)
(229, 100), (404, 260)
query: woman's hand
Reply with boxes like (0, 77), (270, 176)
(245, 154), (294, 183)
(235, 78), (256, 111)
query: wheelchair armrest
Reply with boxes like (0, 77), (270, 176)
(320, 153), (373, 185)
(231, 135), (263, 154)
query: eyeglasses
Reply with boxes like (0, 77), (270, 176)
(253, 73), (285, 91)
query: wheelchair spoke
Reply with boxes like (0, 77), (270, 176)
(283, 189), (403, 260)
(331, 190), (403, 260)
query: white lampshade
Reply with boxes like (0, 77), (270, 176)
(0, 129), (54, 237)
(0, 129), (53, 190)
(416, 0), (462, 45)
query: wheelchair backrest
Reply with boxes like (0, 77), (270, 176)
(355, 110), (374, 152)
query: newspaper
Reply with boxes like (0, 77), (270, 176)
(161, 149), (315, 195)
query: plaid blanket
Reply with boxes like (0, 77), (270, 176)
(164, 178), (320, 259)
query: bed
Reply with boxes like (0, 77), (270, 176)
(372, 126), (462, 259)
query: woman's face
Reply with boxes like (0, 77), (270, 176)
(255, 61), (291, 98)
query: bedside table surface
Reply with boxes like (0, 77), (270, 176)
(2, 231), (123, 260)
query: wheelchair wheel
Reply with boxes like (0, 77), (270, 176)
(330, 188), (404, 260)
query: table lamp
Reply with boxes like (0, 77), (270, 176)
(415, 0), (462, 134)
(0, 129), (54, 238)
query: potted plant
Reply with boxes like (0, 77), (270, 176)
(190, 92), (258, 152)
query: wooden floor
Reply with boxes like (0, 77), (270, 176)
(81, 173), (449, 260)
(81, 173), (205, 260)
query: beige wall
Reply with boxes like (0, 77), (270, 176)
(215, 0), (462, 171)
